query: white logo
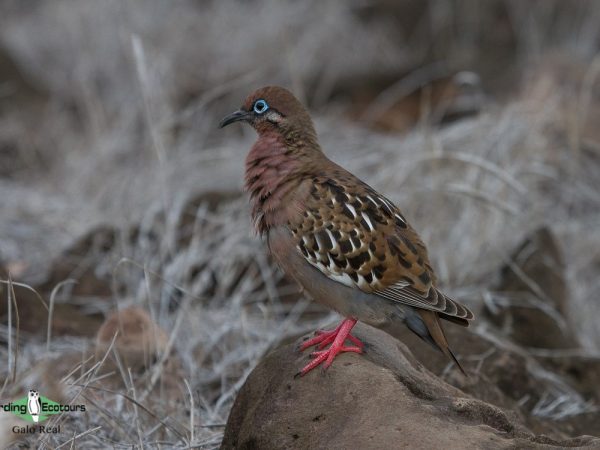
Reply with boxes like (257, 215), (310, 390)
(27, 390), (41, 423)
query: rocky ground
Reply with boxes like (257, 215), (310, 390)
(222, 228), (600, 449)
(1, 1), (600, 448)
(223, 325), (599, 450)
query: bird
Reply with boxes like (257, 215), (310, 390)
(220, 86), (474, 377)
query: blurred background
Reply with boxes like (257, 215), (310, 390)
(0, 0), (599, 447)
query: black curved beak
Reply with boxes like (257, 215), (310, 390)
(219, 109), (251, 128)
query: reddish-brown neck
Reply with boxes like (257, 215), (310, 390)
(244, 130), (317, 234)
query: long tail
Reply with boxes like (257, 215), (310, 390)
(416, 309), (467, 375)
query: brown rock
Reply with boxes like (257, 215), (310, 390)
(0, 43), (49, 177)
(221, 323), (598, 449)
(0, 283), (104, 338)
(39, 225), (116, 299)
(344, 71), (483, 133)
(0, 226), (117, 338)
(391, 323), (600, 438)
(93, 307), (185, 412)
(543, 355), (600, 404)
(484, 227), (579, 349)
(95, 306), (169, 371)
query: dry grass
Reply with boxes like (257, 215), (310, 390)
(1, 0), (600, 447)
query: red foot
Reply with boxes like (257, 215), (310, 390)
(297, 318), (363, 376)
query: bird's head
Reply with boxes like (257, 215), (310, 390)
(219, 86), (317, 143)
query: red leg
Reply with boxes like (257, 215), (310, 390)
(315, 327), (365, 350)
(299, 321), (344, 352)
(299, 319), (364, 352)
(297, 318), (364, 376)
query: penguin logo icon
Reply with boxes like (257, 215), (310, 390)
(27, 390), (41, 423)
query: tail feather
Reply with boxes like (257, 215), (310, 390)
(416, 309), (467, 376)
(439, 313), (470, 327)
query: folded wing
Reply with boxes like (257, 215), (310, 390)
(289, 175), (474, 324)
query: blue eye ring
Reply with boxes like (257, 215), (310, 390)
(253, 99), (269, 114)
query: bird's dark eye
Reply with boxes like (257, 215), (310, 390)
(253, 99), (269, 114)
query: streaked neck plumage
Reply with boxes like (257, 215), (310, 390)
(244, 126), (324, 234)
